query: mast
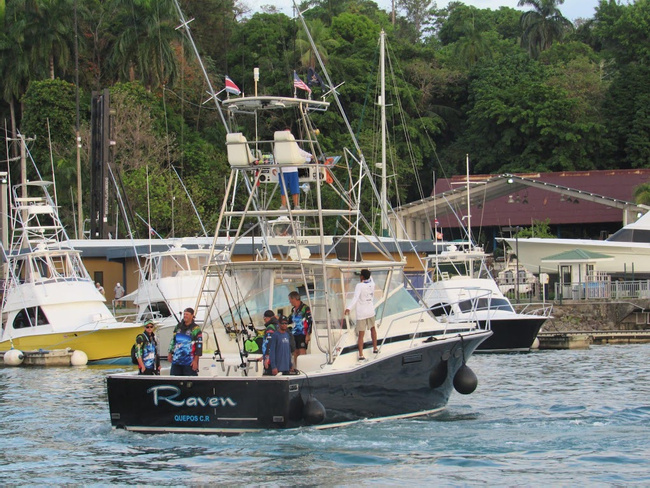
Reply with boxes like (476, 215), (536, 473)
(74, 0), (83, 239)
(379, 30), (388, 237)
(466, 153), (471, 249)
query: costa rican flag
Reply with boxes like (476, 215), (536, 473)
(225, 76), (241, 96)
(293, 71), (311, 94)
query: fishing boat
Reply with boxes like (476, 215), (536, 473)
(422, 244), (551, 352)
(0, 181), (142, 361)
(128, 242), (231, 351)
(105, 2), (490, 434)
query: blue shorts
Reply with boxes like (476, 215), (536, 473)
(280, 171), (299, 196)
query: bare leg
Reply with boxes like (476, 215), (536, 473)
(281, 194), (288, 207)
(371, 327), (378, 352)
(292, 193), (299, 207)
(358, 330), (365, 357)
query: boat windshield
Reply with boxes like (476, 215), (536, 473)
(155, 253), (209, 278)
(458, 298), (514, 313)
(606, 228), (650, 243)
(213, 264), (414, 328)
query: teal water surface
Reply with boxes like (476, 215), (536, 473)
(1, 344), (649, 485)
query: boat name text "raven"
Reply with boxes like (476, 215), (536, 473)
(147, 385), (237, 407)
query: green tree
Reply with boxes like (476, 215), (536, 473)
(518, 0), (574, 58)
(633, 183), (650, 206)
(397, 0), (434, 40)
(453, 18), (493, 69)
(517, 218), (555, 238)
(295, 18), (337, 68)
(108, 0), (181, 90)
(21, 79), (77, 173)
(27, 0), (76, 80)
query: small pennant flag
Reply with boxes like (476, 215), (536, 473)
(225, 76), (241, 96)
(293, 71), (311, 94)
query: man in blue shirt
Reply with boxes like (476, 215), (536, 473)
(168, 307), (203, 376)
(269, 316), (292, 375)
(289, 291), (312, 366)
(134, 319), (160, 375)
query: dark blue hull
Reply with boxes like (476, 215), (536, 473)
(107, 331), (490, 434)
(477, 317), (546, 352)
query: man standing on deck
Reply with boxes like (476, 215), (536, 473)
(135, 319), (160, 375)
(289, 291), (312, 367)
(269, 315), (292, 375)
(262, 310), (278, 375)
(168, 307), (203, 376)
(345, 269), (378, 361)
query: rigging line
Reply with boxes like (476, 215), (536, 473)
(385, 36), (425, 203)
(172, 0), (230, 132)
(170, 165), (208, 237)
(162, 86), (224, 111)
(106, 164), (147, 277)
(134, 212), (164, 240)
(384, 42), (438, 239)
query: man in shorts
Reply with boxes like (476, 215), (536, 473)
(344, 269), (378, 361)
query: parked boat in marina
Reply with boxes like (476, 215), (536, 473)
(0, 181), (141, 361)
(127, 243), (232, 352)
(105, 1), (490, 434)
(501, 210), (650, 277)
(422, 244), (551, 352)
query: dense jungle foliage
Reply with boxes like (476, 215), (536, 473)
(0, 0), (648, 238)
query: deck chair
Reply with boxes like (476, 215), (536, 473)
(226, 132), (256, 167)
(273, 130), (307, 165)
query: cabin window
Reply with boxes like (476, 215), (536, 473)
(143, 302), (172, 320)
(13, 307), (50, 329)
(458, 298), (514, 313)
(608, 228), (650, 243)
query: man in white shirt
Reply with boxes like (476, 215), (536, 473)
(344, 269), (378, 360)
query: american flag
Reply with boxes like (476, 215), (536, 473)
(225, 76), (241, 96)
(293, 71), (311, 94)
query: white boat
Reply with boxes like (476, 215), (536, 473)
(502, 211), (650, 276)
(127, 243), (231, 351)
(495, 257), (538, 295)
(105, 1), (491, 434)
(422, 244), (551, 352)
(0, 181), (142, 361)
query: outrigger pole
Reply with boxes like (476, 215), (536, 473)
(172, 0), (230, 133)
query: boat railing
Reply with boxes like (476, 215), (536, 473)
(378, 287), (489, 349)
(515, 303), (553, 317)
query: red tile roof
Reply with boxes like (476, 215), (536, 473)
(434, 169), (650, 229)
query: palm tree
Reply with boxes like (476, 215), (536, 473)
(518, 0), (574, 58)
(633, 183), (650, 206)
(453, 17), (492, 69)
(0, 1), (37, 156)
(109, 0), (181, 90)
(28, 0), (75, 79)
(295, 18), (336, 69)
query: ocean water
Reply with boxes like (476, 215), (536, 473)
(1, 344), (649, 486)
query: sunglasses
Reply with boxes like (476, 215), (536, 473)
(145, 325), (154, 329)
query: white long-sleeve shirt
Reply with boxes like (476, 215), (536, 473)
(346, 277), (376, 320)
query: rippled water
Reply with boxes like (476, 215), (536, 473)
(1, 344), (649, 485)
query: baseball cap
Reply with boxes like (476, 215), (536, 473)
(263, 310), (275, 318)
